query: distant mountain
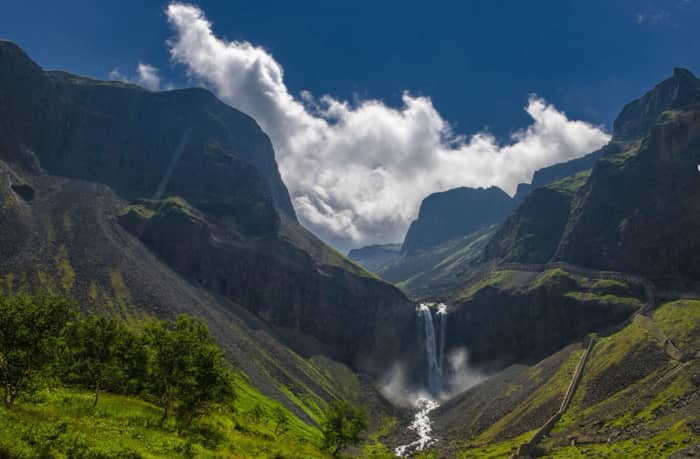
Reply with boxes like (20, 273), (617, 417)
(402, 186), (513, 254)
(349, 152), (604, 297)
(347, 186), (511, 298)
(347, 243), (402, 272)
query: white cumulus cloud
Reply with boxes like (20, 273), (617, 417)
(136, 63), (161, 90)
(108, 62), (162, 91)
(165, 2), (610, 251)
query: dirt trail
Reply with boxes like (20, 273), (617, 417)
(634, 314), (687, 361)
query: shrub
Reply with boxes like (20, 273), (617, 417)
(0, 292), (73, 407)
(321, 400), (368, 457)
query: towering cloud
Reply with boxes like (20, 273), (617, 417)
(165, 3), (610, 251)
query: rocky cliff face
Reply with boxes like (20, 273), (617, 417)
(480, 187), (573, 265)
(402, 186), (513, 254)
(482, 68), (700, 288)
(557, 101), (700, 287)
(0, 40), (418, 379)
(0, 40), (295, 220)
(441, 267), (644, 367)
(117, 198), (418, 375)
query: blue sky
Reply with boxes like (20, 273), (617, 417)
(4, 0), (698, 136)
(2, 1), (699, 249)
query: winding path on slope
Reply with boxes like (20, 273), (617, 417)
(497, 262), (649, 457)
(501, 261), (698, 457)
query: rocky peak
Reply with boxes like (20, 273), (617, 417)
(613, 67), (700, 142)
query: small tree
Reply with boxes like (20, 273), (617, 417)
(272, 406), (289, 435)
(0, 292), (73, 407)
(321, 400), (368, 457)
(59, 315), (145, 407)
(145, 315), (234, 429)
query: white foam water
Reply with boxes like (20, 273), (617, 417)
(395, 397), (440, 457)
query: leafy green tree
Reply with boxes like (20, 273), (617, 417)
(144, 315), (234, 429)
(321, 399), (368, 457)
(272, 406), (289, 435)
(0, 292), (73, 407)
(59, 315), (147, 407)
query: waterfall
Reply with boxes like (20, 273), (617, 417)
(418, 303), (445, 396)
(438, 303), (447, 373)
(396, 303), (450, 456)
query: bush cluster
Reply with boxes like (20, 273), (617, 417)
(0, 291), (234, 430)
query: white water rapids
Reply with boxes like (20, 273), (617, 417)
(395, 303), (448, 457)
(394, 397), (440, 456)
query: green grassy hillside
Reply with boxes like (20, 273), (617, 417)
(0, 380), (328, 459)
(434, 299), (700, 458)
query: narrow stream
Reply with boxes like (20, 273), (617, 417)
(395, 397), (440, 457)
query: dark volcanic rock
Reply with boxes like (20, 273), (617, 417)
(402, 186), (513, 254)
(557, 108), (700, 286)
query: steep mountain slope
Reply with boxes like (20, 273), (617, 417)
(555, 74), (700, 287)
(481, 68), (700, 292)
(384, 69), (700, 457)
(0, 41), (418, 428)
(369, 225), (496, 299)
(512, 148), (605, 204)
(438, 265), (646, 368)
(428, 298), (700, 458)
(480, 170), (592, 265)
